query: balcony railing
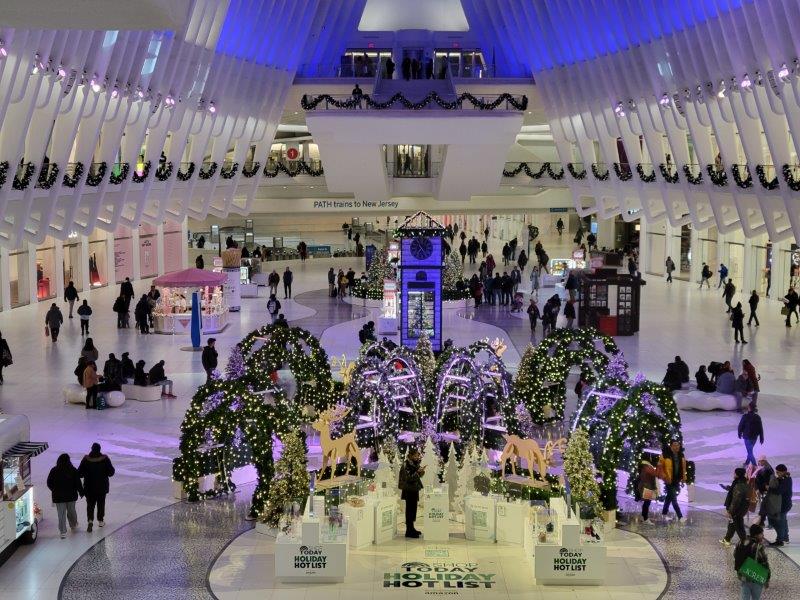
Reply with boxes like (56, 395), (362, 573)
(300, 91), (528, 111)
(386, 160), (441, 179)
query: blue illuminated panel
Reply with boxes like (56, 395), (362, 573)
(400, 236), (442, 351)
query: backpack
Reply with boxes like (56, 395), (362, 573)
(267, 299), (277, 314)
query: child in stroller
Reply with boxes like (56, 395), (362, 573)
(510, 292), (524, 312)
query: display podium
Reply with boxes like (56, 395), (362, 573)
(531, 498), (607, 586)
(374, 496), (398, 544)
(423, 486), (450, 542)
(340, 499), (375, 548)
(274, 516), (349, 583)
(464, 494), (496, 541)
(496, 500), (528, 545)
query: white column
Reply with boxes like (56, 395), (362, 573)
(690, 226), (702, 284)
(54, 238), (65, 296)
(80, 236), (90, 292)
(0, 247), (9, 312)
(771, 239), (790, 298)
(156, 223), (165, 275)
(27, 242), (37, 304)
(637, 218), (649, 275)
(106, 231), (115, 287)
(596, 215), (616, 249)
(180, 218), (189, 269)
(742, 237), (754, 294)
(132, 227), (141, 280)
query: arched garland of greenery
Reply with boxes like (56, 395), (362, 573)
(503, 162), (548, 178)
(682, 164), (703, 185)
(780, 164), (800, 191)
(177, 162), (195, 181)
(613, 162), (633, 181)
(757, 165), (779, 190)
(659, 163), (679, 183)
(36, 163), (60, 189)
(155, 161), (173, 181)
(132, 160), (151, 183)
(220, 162), (239, 179)
(567, 163), (586, 179)
(86, 162), (107, 186)
(199, 162), (218, 179)
(636, 163), (656, 183)
(591, 163), (609, 181)
(546, 162), (565, 180)
(238, 324), (342, 412)
(109, 163), (130, 185)
(0, 161), (8, 189)
(706, 164), (728, 186)
(63, 162), (85, 187)
(263, 160), (324, 177)
(731, 164), (753, 188)
(511, 327), (619, 424)
(301, 91), (528, 111)
(242, 161), (261, 178)
(580, 380), (682, 509)
(12, 162), (35, 190)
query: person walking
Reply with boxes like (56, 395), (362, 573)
(45, 303), (64, 342)
(113, 294), (128, 328)
(283, 267), (293, 299)
(517, 250), (528, 273)
(742, 360), (761, 407)
(398, 448), (425, 538)
(480, 240), (488, 258)
(201, 338), (218, 383)
(267, 293), (281, 321)
(767, 464), (792, 546)
(47, 453), (84, 539)
(738, 404), (764, 467)
(135, 295), (151, 334)
(734, 524), (770, 599)
(627, 256), (637, 277)
(120, 277), (135, 309)
(385, 56), (395, 79)
(656, 439), (686, 522)
(748, 290), (760, 326)
(723, 279), (736, 313)
(783, 286), (799, 327)
(526, 298), (540, 333)
(700, 263), (712, 289)
(268, 270), (280, 297)
(82, 361), (99, 409)
(459, 241), (467, 265)
(327, 268), (335, 297)
(64, 280), (79, 318)
(731, 301), (747, 343)
(0, 331), (11, 384)
(511, 267), (522, 294)
(720, 467), (751, 545)
(79, 443), (115, 532)
(76, 299), (92, 335)
(665, 256), (675, 283)
(556, 218), (564, 236)
(564, 299), (576, 329)
(635, 458), (658, 524)
(718, 263), (729, 288)
(81, 338), (99, 363)
(530, 265), (540, 298)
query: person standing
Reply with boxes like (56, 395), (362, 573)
(767, 464), (792, 546)
(0, 331), (11, 384)
(526, 298), (540, 333)
(201, 338), (218, 384)
(517, 250), (528, 273)
(742, 360), (760, 407)
(64, 280), (79, 318)
(738, 404), (764, 467)
(195, 254), (204, 269)
(351, 83), (363, 109)
(717, 263), (729, 288)
(45, 303), (64, 342)
(723, 279), (736, 313)
(120, 277), (135, 309)
(327, 267), (335, 296)
(47, 453), (84, 539)
(398, 448), (425, 538)
(720, 467), (751, 546)
(268, 270), (280, 297)
(556, 218), (564, 236)
(459, 241), (467, 264)
(480, 240), (488, 258)
(283, 267), (293, 299)
(385, 56), (395, 79)
(530, 265), (540, 297)
(784, 286), (799, 327)
(79, 443), (115, 532)
(656, 440), (686, 522)
(76, 299), (92, 335)
(734, 524), (770, 599)
(511, 266), (522, 294)
(627, 256), (637, 276)
(665, 256), (675, 283)
(267, 293), (281, 321)
(564, 299), (576, 329)
(82, 361), (99, 409)
(135, 295), (151, 334)
(700, 263), (712, 289)
(147, 285), (161, 328)
(731, 301), (747, 343)
(748, 290), (760, 326)
(484, 226), (490, 241)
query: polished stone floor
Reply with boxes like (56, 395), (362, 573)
(0, 228), (797, 599)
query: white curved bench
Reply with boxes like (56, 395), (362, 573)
(121, 383), (163, 402)
(105, 390), (126, 407)
(63, 384), (85, 405)
(675, 390), (738, 411)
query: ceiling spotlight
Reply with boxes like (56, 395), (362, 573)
(208, 102), (216, 114)
(740, 74), (752, 90)
(0, 40), (7, 58)
(164, 95), (175, 107)
(778, 63), (790, 80)
(32, 53), (44, 74)
(614, 102), (625, 118)
(717, 81), (726, 98)
(90, 75), (102, 93)
(56, 66), (66, 80)
(659, 93), (670, 106)
(111, 86), (119, 99)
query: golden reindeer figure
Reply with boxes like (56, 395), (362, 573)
(498, 434), (548, 480)
(311, 405), (362, 479)
(544, 438), (567, 469)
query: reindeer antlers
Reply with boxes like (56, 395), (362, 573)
(317, 405), (351, 423)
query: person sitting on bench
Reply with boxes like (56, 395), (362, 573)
(121, 352), (135, 381)
(148, 360), (176, 398)
(133, 360), (149, 386)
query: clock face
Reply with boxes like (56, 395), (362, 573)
(410, 236), (434, 261)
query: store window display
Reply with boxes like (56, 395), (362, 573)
(62, 239), (83, 292)
(88, 230), (108, 287)
(35, 238), (56, 300)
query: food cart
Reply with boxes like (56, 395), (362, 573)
(1, 415), (48, 559)
(152, 268), (229, 335)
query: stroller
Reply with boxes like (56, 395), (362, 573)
(510, 292), (524, 312)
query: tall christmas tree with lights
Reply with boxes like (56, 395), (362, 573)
(442, 250), (463, 291)
(261, 432), (309, 527)
(363, 247), (394, 298)
(563, 428), (602, 518)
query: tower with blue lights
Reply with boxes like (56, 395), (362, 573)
(397, 211), (445, 351)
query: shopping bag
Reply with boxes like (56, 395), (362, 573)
(45, 325), (50, 337)
(781, 306), (790, 316)
(642, 487), (657, 501)
(738, 556), (769, 585)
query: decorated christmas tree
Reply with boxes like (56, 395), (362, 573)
(442, 250), (463, 290)
(510, 344), (541, 425)
(452, 447), (473, 516)
(374, 449), (397, 491)
(225, 345), (246, 380)
(421, 436), (440, 489)
(261, 432), (309, 527)
(364, 247), (393, 296)
(444, 441), (459, 506)
(562, 428), (602, 518)
(414, 333), (437, 411)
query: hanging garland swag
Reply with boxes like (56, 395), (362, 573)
(301, 91), (528, 111)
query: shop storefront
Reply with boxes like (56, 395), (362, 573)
(139, 223), (158, 279)
(114, 225), (134, 283)
(88, 229), (109, 288)
(62, 237), (83, 292)
(35, 238), (56, 301)
(163, 220), (184, 273)
(9, 247), (30, 308)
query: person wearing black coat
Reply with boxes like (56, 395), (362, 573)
(133, 360), (149, 386)
(748, 290), (760, 326)
(120, 352), (135, 381)
(695, 365), (715, 393)
(0, 331), (11, 384)
(135, 295), (151, 334)
(149, 360), (175, 397)
(64, 281), (80, 318)
(398, 448), (425, 537)
(120, 278), (134, 309)
(721, 467), (750, 545)
(731, 302), (746, 343)
(79, 443), (115, 531)
(47, 453), (84, 538)
(784, 287), (799, 327)
(102, 353), (123, 392)
(672, 356), (690, 383)
(113, 295), (128, 328)
(283, 267), (293, 299)
(202, 338), (218, 383)
(738, 404), (764, 467)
